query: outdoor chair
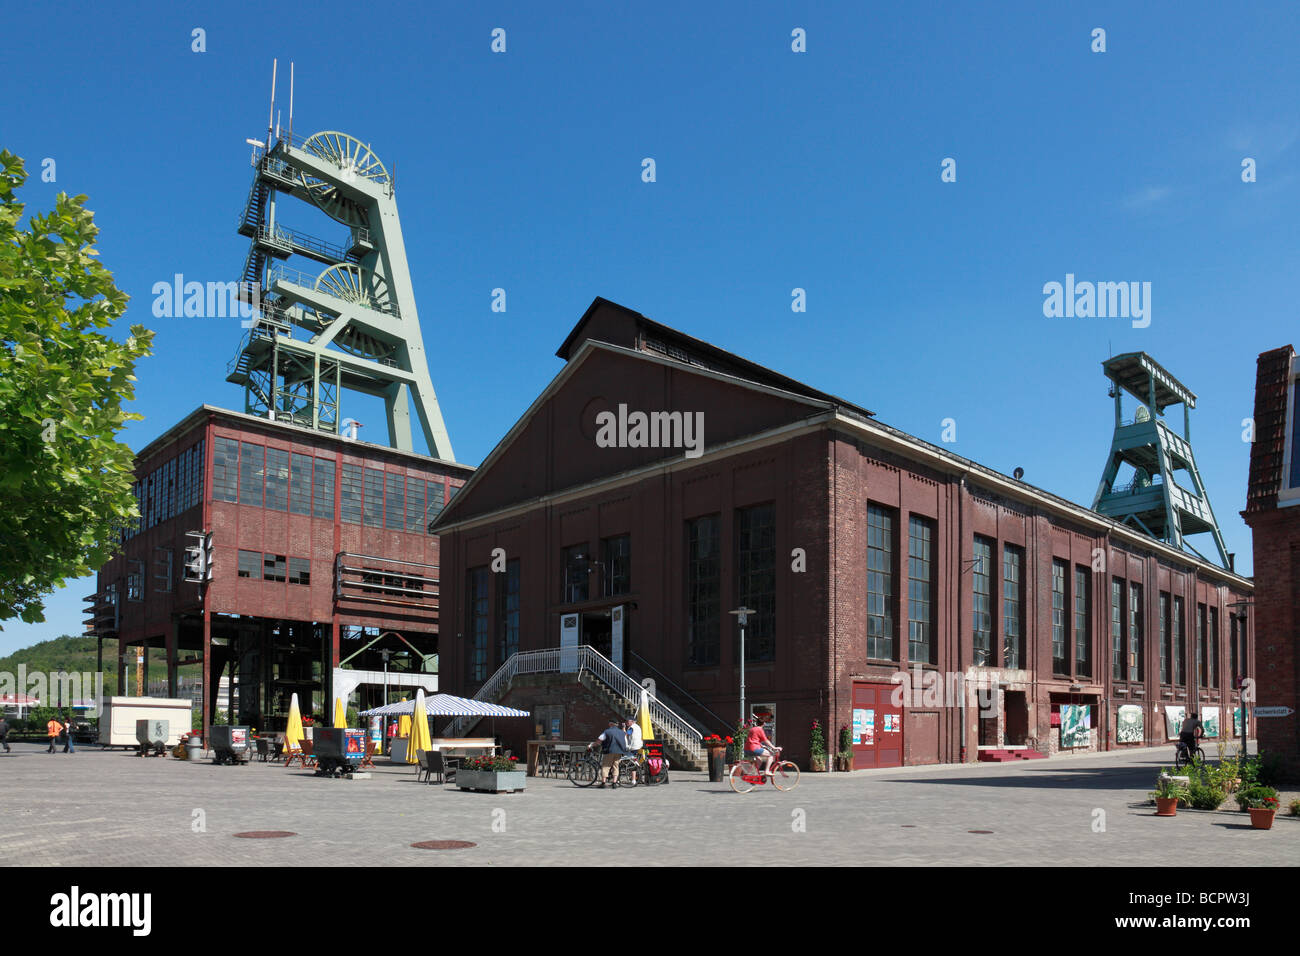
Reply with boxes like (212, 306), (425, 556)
(443, 755), (458, 785)
(359, 740), (376, 770)
(256, 738), (269, 762)
(427, 751), (445, 784)
(416, 750), (430, 782)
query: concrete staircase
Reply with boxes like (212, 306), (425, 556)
(576, 670), (704, 771)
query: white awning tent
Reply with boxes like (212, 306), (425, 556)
(360, 695), (530, 718)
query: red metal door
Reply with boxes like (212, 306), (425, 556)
(851, 681), (904, 769)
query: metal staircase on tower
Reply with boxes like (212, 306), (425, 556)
(227, 86), (454, 458)
(1091, 352), (1230, 568)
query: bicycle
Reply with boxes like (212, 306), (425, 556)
(1173, 739), (1205, 770)
(566, 750), (602, 787)
(729, 746), (800, 793)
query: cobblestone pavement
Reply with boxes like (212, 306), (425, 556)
(0, 743), (1295, 866)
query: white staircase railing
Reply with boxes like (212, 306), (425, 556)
(445, 646), (703, 763)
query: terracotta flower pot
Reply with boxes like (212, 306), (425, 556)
(1248, 808), (1275, 830)
(1155, 797), (1178, 817)
(810, 755), (827, 772)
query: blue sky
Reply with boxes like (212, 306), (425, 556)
(3, 1), (1296, 654)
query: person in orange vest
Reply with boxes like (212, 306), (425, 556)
(46, 716), (65, 754)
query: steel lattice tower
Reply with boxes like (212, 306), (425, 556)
(228, 129), (454, 459)
(1091, 352), (1229, 567)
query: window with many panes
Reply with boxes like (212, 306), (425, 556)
(1173, 596), (1185, 685)
(1196, 604), (1206, 688)
(213, 437), (239, 502)
(127, 560), (144, 601)
(908, 516), (936, 665)
(363, 468), (384, 527)
(263, 554), (287, 583)
(405, 476), (426, 532)
(1208, 606), (1219, 688)
(341, 463), (363, 524)
(867, 505), (896, 661)
(313, 458), (335, 519)
(1074, 567), (1091, 677)
(1052, 559), (1068, 675)
(384, 473), (405, 530)
(1002, 544), (1023, 668)
(1111, 578), (1124, 681)
(288, 557), (310, 586)
(686, 515), (721, 665)
(602, 535), (631, 597)
(153, 547), (173, 594)
(237, 550), (261, 579)
(289, 453), (313, 515)
(1159, 592), (1170, 683)
(496, 559), (520, 665)
(239, 442), (264, 507)
(1128, 582), (1143, 681)
(562, 544), (590, 604)
(467, 567), (490, 682)
(972, 536), (993, 666)
(425, 482), (446, 531)
(265, 448), (289, 511)
(737, 503), (776, 663)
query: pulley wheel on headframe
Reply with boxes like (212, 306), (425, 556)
(314, 263), (392, 315)
(298, 131), (390, 227)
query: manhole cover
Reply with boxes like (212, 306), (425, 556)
(968, 830), (994, 834)
(233, 831), (297, 839)
(900, 825), (917, 828)
(411, 840), (477, 851)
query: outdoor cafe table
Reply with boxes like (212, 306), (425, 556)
(526, 740), (590, 777)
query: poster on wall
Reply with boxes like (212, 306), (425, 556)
(863, 709), (875, 745)
(753, 703), (776, 744)
(1116, 704), (1144, 744)
(852, 708), (866, 743)
(1060, 704), (1091, 748)
(1233, 707), (1243, 737)
(1164, 705), (1186, 740)
(1202, 707), (1220, 738)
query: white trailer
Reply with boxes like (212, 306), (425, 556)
(98, 697), (192, 748)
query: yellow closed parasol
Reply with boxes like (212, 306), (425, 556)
(408, 689), (432, 765)
(285, 692), (304, 753)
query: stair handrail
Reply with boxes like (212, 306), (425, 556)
(627, 650), (734, 735)
(444, 646), (703, 761)
(574, 647), (702, 758)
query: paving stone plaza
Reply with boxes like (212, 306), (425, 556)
(2, 744), (1295, 867)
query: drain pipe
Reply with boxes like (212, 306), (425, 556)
(958, 471), (968, 763)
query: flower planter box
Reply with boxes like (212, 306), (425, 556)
(456, 769), (526, 794)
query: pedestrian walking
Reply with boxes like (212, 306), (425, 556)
(0, 715), (11, 753)
(62, 712), (76, 754)
(46, 716), (64, 753)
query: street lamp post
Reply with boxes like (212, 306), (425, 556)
(729, 608), (754, 730)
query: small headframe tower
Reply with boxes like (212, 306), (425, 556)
(227, 65), (454, 458)
(1091, 352), (1229, 568)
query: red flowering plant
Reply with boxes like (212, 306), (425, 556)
(809, 720), (827, 760)
(461, 754), (519, 773)
(301, 716), (316, 727)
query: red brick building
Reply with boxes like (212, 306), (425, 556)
(1243, 345), (1300, 778)
(86, 405), (472, 734)
(434, 298), (1254, 768)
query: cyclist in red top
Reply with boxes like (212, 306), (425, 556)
(745, 715), (775, 777)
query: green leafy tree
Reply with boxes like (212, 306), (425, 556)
(0, 150), (152, 626)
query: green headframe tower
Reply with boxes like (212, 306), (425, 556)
(228, 125), (455, 459)
(1091, 352), (1229, 568)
